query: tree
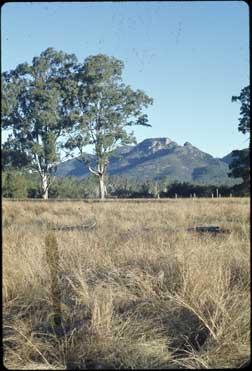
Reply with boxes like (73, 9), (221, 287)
(65, 54), (153, 199)
(2, 147), (31, 171)
(232, 85), (250, 135)
(229, 148), (250, 191)
(2, 171), (29, 198)
(229, 85), (250, 192)
(2, 48), (79, 199)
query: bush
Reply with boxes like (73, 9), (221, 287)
(2, 171), (29, 198)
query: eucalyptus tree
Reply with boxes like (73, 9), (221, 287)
(65, 54), (153, 199)
(2, 48), (79, 199)
(232, 85), (250, 135)
(229, 85), (250, 191)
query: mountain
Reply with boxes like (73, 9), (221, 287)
(220, 151), (237, 165)
(55, 138), (241, 185)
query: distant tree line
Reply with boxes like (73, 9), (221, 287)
(107, 177), (248, 198)
(2, 170), (248, 199)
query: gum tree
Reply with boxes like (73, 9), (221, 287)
(232, 85), (250, 135)
(2, 48), (79, 199)
(229, 85), (250, 192)
(65, 54), (153, 199)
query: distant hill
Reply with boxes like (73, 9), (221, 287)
(220, 151), (238, 165)
(56, 138), (242, 185)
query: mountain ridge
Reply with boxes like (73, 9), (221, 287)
(56, 137), (241, 185)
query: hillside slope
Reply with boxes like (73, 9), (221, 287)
(56, 138), (241, 185)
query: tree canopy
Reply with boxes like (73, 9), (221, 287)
(232, 85), (250, 135)
(2, 48), (79, 198)
(229, 85), (250, 193)
(65, 54), (153, 199)
(229, 148), (250, 192)
(2, 50), (153, 199)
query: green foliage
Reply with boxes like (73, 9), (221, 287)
(2, 48), (79, 197)
(2, 50), (153, 200)
(2, 171), (29, 198)
(2, 171), (98, 199)
(106, 176), (242, 198)
(230, 86), (250, 194)
(2, 147), (31, 170)
(65, 54), (153, 197)
(107, 177), (201, 198)
(228, 149), (250, 191)
(161, 182), (231, 198)
(2, 170), (42, 198)
(3, 170), (248, 199)
(232, 85), (250, 135)
(48, 175), (98, 199)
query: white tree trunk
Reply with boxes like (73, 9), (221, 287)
(88, 163), (107, 200)
(34, 154), (49, 200)
(41, 174), (49, 200)
(99, 173), (106, 200)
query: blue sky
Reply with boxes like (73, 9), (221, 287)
(1, 1), (249, 157)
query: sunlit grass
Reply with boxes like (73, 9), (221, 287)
(3, 198), (250, 369)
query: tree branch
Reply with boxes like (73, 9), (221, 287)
(88, 166), (99, 177)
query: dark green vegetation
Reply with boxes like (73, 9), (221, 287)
(231, 85), (250, 135)
(2, 169), (246, 199)
(229, 85), (250, 192)
(2, 48), (79, 199)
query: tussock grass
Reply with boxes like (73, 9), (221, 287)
(3, 198), (250, 369)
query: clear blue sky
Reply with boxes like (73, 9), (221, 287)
(1, 1), (249, 157)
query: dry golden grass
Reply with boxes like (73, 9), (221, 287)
(3, 198), (250, 369)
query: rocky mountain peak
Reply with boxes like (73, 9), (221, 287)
(184, 141), (192, 147)
(138, 137), (173, 153)
(56, 137), (239, 186)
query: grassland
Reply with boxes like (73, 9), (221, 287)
(3, 198), (250, 369)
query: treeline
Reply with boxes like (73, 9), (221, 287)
(107, 176), (248, 198)
(2, 171), (97, 199)
(2, 171), (248, 199)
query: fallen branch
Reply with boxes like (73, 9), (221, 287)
(187, 226), (230, 234)
(46, 218), (97, 231)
